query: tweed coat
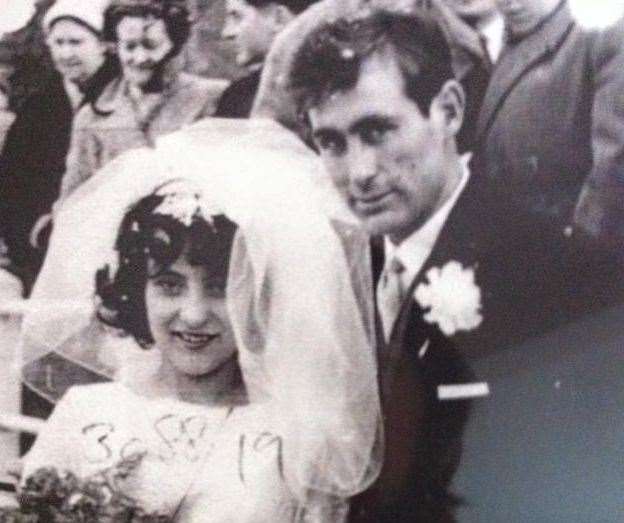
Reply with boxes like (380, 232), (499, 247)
(475, 2), (624, 244)
(57, 72), (228, 205)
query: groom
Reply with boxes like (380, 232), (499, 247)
(290, 9), (624, 522)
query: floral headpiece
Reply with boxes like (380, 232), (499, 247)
(152, 180), (222, 227)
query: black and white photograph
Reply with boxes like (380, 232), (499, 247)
(0, 0), (623, 521)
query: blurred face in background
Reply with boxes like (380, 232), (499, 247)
(46, 19), (107, 86)
(116, 16), (174, 90)
(222, 0), (280, 67)
(444, 0), (498, 23)
(496, 0), (560, 36)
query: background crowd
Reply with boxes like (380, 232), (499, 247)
(0, 0), (623, 297)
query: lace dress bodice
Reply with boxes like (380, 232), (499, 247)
(22, 383), (304, 521)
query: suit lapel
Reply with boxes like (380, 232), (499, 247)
(410, 173), (484, 293)
(380, 173), (485, 396)
(476, 3), (575, 139)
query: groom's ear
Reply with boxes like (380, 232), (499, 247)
(429, 80), (465, 138)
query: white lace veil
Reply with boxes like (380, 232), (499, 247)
(21, 119), (382, 503)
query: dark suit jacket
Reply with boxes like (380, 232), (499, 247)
(214, 68), (262, 119)
(350, 167), (624, 522)
(475, 1), (624, 245)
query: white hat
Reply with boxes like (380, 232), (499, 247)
(43, 0), (111, 34)
(0, 0), (36, 36)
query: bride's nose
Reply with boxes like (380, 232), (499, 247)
(178, 290), (212, 328)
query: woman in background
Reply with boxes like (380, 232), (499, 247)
(0, 0), (116, 294)
(54, 0), (227, 206)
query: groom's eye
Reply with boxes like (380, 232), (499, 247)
(313, 130), (346, 156)
(354, 117), (397, 146)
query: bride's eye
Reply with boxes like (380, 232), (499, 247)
(153, 275), (186, 296)
(204, 282), (226, 299)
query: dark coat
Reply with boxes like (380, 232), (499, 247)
(0, 60), (119, 291)
(214, 68), (262, 119)
(350, 166), (624, 522)
(0, 72), (72, 285)
(475, 2), (624, 245)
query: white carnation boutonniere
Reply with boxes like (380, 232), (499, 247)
(414, 261), (483, 337)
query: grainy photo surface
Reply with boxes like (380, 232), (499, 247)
(0, 0), (623, 521)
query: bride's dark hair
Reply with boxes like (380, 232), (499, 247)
(95, 191), (237, 347)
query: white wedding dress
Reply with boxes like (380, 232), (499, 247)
(23, 383), (331, 522)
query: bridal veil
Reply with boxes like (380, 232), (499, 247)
(20, 119), (382, 505)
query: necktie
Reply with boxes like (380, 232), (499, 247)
(479, 33), (493, 69)
(377, 256), (406, 342)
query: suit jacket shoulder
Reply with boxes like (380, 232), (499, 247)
(214, 69), (262, 119)
(413, 165), (623, 355)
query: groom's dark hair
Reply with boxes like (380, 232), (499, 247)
(289, 9), (455, 117)
(241, 0), (318, 15)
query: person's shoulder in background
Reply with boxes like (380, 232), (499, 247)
(214, 69), (261, 119)
(178, 72), (231, 117)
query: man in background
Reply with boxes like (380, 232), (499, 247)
(441, 0), (503, 150)
(444, 0), (503, 64)
(215, 0), (318, 118)
(475, 0), (624, 245)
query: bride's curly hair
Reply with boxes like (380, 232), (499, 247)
(95, 192), (237, 347)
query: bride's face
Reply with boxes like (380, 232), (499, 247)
(145, 254), (237, 377)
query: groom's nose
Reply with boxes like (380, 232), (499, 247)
(347, 144), (379, 192)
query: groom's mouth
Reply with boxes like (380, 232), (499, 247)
(173, 332), (221, 349)
(352, 191), (394, 214)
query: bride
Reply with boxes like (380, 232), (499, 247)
(19, 119), (381, 521)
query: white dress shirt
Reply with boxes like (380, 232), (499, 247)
(384, 154), (472, 293)
(477, 13), (505, 63)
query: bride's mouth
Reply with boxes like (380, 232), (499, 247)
(174, 332), (221, 349)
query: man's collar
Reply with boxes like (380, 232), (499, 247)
(63, 79), (83, 112)
(385, 154), (472, 279)
(478, 13), (505, 62)
(505, 0), (567, 44)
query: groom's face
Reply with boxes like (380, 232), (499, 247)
(309, 49), (453, 243)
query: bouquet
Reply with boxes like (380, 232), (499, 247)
(0, 453), (171, 522)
